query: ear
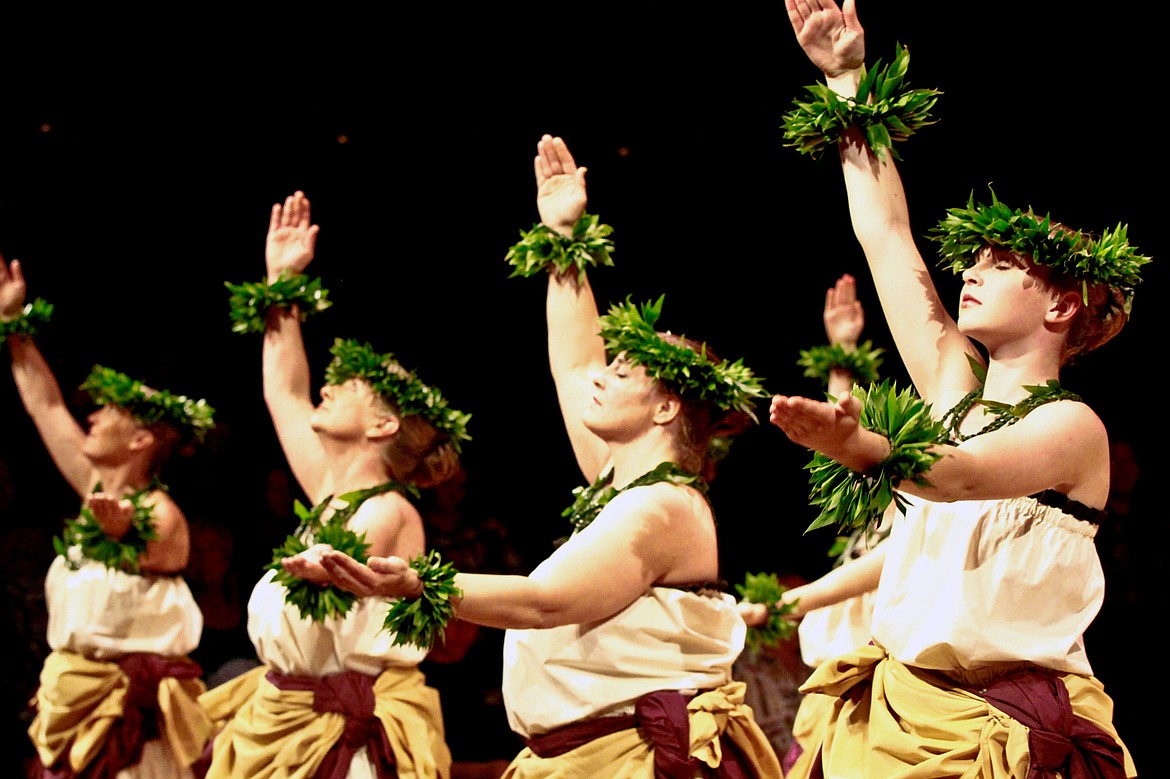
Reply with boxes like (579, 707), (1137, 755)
(1046, 288), (1082, 325)
(127, 427), (155, 453)
(367, 413), (400, 441)
(652, 393), (683, 426)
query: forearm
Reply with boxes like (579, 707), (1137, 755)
(7, 336), (67, 417)
(453, 572), (574, 631)
(786, 544), (886, 617)
(546, 272), (606, 380)
(261, 307), (313, 408)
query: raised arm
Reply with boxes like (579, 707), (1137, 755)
(261, 191), (330, 501)
(536, 135), (611, 482)
(787, 0), (979, 404)
(1, 256), (93, 496)
(823, 273), (864, 397)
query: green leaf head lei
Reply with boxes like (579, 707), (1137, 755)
(81, 366), (216, 446)
(324, 338), (471, 455)
(782, 43), (941, 162)
(597, 296), (768, 421)
(929, 189), (1151, 319)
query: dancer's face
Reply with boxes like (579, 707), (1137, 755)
(82, 405), (142, 463)
(311, 379), (385, 439)
(582, 353), (668, 441)
(957, 247), (1058, 347)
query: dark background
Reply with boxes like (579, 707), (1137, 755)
(1, 4), (1161, 769)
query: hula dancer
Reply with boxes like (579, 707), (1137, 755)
(318, 135), (783, 777)
(1, 256), (216, 777)
(741, 273), (892, 775)
(770, 1), (1147, 776)
(198, 191), (468, 777)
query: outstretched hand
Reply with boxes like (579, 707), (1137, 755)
(534, 134), (587, 235)
(770, 391), (862, 457)
(824, 273), (864, 348)
(786, 0), (865, 77)
(87, 492), (134, 540)
(319, 550), (424, 599)
(737, 600), (770, 628)
(280, 543), (335, 585)
(266, 190), (320, 281)
(0, 255), (28, 321)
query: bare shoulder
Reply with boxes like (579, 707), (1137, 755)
(349, 489), (424, 558)
(604, 481), (714, 535)
(1021, 397), (1108, 443)
(143, 489), (189, 542)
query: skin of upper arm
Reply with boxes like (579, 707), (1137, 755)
(518, 484), (711, 627)
(903, 401), (1109, 504)
(347, 492), (425, 561)
(138, 492), (190, 575)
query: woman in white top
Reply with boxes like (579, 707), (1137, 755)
(1, 255), (215, 778)
(198, 191), (467, 778)
(764, 1), (1147, 776)
(320, 135), (782, 778)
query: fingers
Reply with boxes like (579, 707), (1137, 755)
(368, 555), (410, 575)
(550, 136), (577, 173)
(536, 134), (575, 180)
(842, 0), (862, 32)
(836, 273), (856, 304)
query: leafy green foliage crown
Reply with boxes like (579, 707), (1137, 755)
(81, 366), (216, 444)
(930, 190), (1150, 313)
(325, 338), (471, 453)
(597, 296), (768, 419)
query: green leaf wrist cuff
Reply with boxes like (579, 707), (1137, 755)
(782, 43), (940, 162)
(382, 550), (462, 651)
(804, 380), (945, 534)
(505, 213), (615, 284)
(0, 298), (53, 340)
(735, 571), (798, 653)
(797, 340), (884, 387)
(54, 482), (161, 575)
(226, 271), (333, 335)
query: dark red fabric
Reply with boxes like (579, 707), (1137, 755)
(266, 669), (397, 779)
(978, 670), (1127, 779)
(27, 654), (203, 779)
(525, 689), (757, 778)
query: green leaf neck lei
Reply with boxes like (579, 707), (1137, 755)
(939, 380), (1081, 443)
(267, 478), (419, 623)
(562, 462), (708, 535)
(54, 479), (165, 575)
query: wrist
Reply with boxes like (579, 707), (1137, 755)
(825, 69), (861, 97)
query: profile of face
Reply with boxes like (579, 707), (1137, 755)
(583, 353), (672, 440)
(82, 405), (147, 464)
(956, 247), (1066, 346)
(310, 378), (392, 441)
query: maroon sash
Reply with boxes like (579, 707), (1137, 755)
(526, 689), (755, 779)
(27, 654), (203, 779)
(978, 670), (1126, 779)
(266, 669), (397, 779)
